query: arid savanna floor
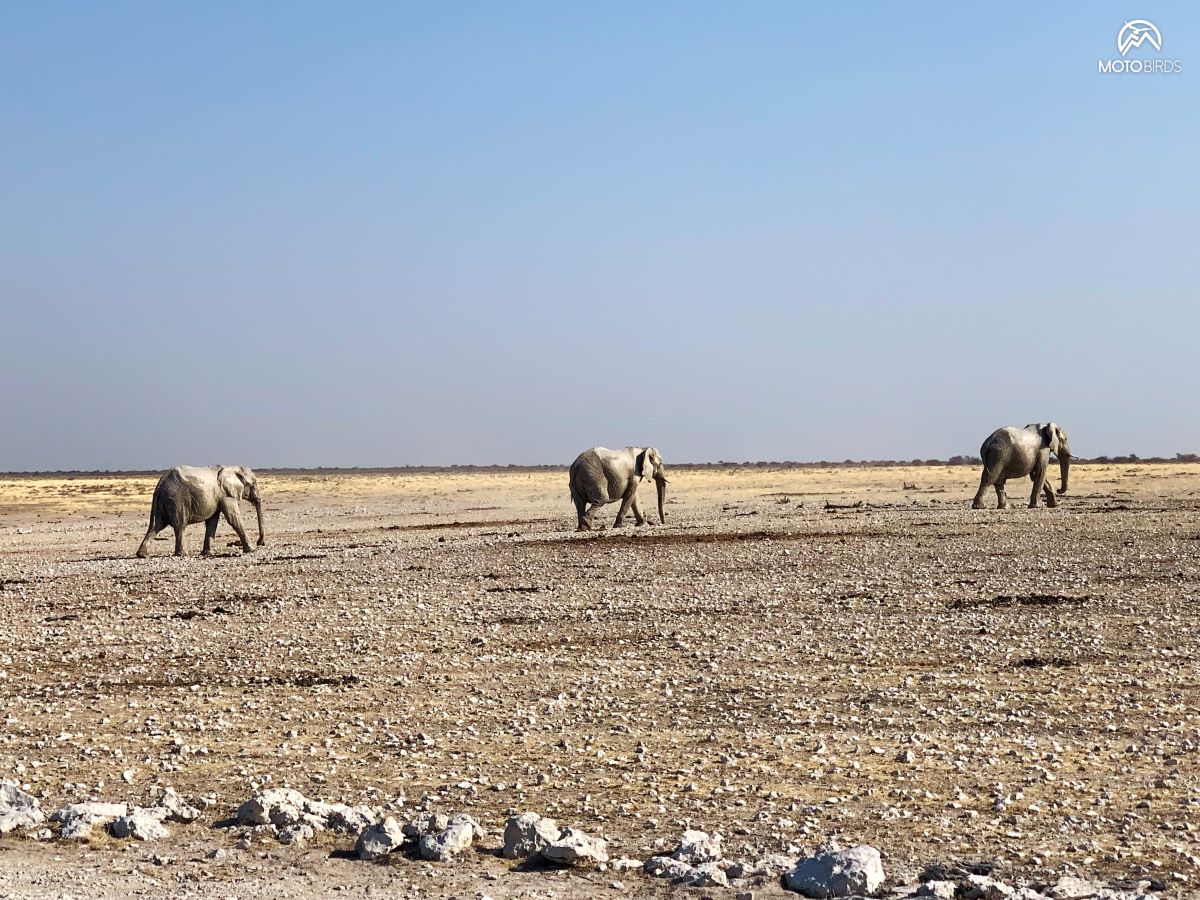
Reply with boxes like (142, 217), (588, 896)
(1, 464), (1198, 897)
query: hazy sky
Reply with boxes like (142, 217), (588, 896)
(2, 3), (1197, 470)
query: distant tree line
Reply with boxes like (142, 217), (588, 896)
(1086, 453), (1200, 464)
(7, 453), (1199, 477)
(707, 457), (983, 468)
(697, 453), (1199, 468)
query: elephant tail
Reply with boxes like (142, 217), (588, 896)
(147, 493), (162, 531)
(568, 468), (592, 508)
(148, 480), (172, 531)
(568, 458), (605, 506)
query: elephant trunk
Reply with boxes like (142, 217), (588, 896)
(1057, 454), (1070, 495)
(655, 475), (667, 524)
(253, 497), (266, 545)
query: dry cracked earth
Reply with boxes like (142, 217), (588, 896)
(1, 463), (1199, 898)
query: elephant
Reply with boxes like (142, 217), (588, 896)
(972, 423), (1071, 509)
(569, 446), (668, 531)
(135, 465), (265, 558)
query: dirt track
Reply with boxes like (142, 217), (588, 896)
(1, 464), (1199, 897)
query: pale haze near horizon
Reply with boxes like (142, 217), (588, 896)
(2, 3), (1197, 472)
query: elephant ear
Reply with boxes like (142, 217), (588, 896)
(638, 448), (663, 481)
(647, 448), (662, 477)
(634, 449), (650, 482)
(217, 466), (245, 500)
(1040, 424), (1060, 456)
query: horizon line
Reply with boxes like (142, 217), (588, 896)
(3, 453), (1197, 478)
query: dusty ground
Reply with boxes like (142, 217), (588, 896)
(1, 463), (1199, 898)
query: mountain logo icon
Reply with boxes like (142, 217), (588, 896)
(1117, 20), (1162, 56)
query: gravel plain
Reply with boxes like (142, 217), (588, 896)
(1, 463), (1199, 898)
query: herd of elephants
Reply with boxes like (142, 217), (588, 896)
(133, 422), (1072, 558)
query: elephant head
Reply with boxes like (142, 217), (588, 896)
(636, 447), (668, 523)
(218, 466), (266, 545)
(1040, 423), (1071, 494)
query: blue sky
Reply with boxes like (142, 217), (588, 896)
(1, 3), (1196, 469)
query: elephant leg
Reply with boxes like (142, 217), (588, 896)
(631, 494), (647, 526)
(971, 468), (995, 509)
(172, 524), (185, 557)
(1029, 467), (1047, 508)
(136, 519), (164, 558)
(1030, 463), (1057, 508)
(201, 512), (221, 556)
(221, 499), (253, 551)
(613, 489), (637, 527)
(994, 480), (1008, 509)
(583, 502), (606, 530)
(1042, 479), (1058, 507)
